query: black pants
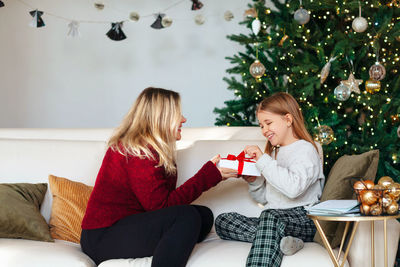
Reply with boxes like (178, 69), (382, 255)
(80, 205), (213, 267)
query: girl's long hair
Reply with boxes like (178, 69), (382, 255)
(257, 92), (318, 156)
(108, 87), (181, 175)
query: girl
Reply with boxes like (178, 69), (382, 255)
(215, 92), (325, 267)
(81, 87), (238, 267)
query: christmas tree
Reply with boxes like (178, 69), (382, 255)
(214, 0), (400, 180)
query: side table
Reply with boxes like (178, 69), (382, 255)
(308, 213), (400, 267)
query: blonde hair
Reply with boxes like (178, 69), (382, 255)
(108, 87), (182, 175)
(257, 92), (318, 156)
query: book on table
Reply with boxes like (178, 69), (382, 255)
(306, 200), (360, 215)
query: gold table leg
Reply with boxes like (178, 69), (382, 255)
(312, 219), (359, 267)
(384, 219), (387, 267)
(371, 221), (375, 267)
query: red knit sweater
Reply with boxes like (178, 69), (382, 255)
(81, 147), (222, 229)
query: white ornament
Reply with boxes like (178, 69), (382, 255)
(352, 17), (368, 32)
(194, 14), (205, 25)
(252, 18), (261, 35)
(67, 21), (80, 38)
(224, 10), (234, 21)
(161, 16), (173, 28)
(334, 83), (351, 101)
(352, 4), (367, 33)
(294, 8), (310, 25)
(129, 12), (140, 22)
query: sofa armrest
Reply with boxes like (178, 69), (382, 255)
(348, 219), (400, 267)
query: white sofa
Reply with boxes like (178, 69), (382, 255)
(0, 127), (399, 267)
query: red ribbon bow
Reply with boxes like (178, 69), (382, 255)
(222, 151), (256, 175)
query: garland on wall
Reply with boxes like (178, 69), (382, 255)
(3, 0), (241, 41)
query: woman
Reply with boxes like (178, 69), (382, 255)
(81, 87), (238, 267)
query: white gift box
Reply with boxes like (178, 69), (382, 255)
(217, 153), (261, 176)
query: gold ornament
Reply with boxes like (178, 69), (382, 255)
(364, 180), (375, 189)
(369, 63), (386, 81)
(370, 203), (383, 216)
(382, 193), (393, 208)
(129, 12), (140, 22)
(386, 202), (399, 215)
(224, 11), (234, 21)
(365, 79), (381, 94)
(278, 35), (289, 46)
(314, 125), (334, 145)
(94, 2), (105, 10)
(249, 60), (266, 79)
(341, 73), (363, 94)
(361, 203), (371, 215)
(388, 183), (400, 199)
(244, 8), (257, 18)
(387, 0), (400, 7)
(391, 114), (399, 124)
(361, 190), (379, 205)
(354, 181), (368, 190)
(378, 176), (394, 188)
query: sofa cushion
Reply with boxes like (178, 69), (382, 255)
(0, 183), (53, 242)
(0, 238), (95, 267)
(314, 150), (380, 248)
(49, 175), (93, 243)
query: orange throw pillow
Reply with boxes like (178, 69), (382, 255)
(48, 175), (93, 243)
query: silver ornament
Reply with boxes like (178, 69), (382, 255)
(161, 16), (173, 28)
(252, 18), (261, 35)
(334, 83), (351, 101)
(194, 14), (205, 25)
(294, 8), (310, 25)
(369, 63), (386, 81)
(129, 12), (140, 22)
(352, 17), (368, 33)
(224, 10), (234, 21)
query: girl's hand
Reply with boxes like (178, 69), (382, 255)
(218, 167), (239, 180)
(210, 154), (221, 164)
(242, 175), (257, 183)
(244, 145), (263, 161)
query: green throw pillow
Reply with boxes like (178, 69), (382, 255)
(314, 150), (379, 248)
(0, 183), (53, 242)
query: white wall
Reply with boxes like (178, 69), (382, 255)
(0, 0), (251, 128)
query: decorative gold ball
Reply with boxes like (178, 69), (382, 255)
(364, 180), (375, 189)
(314, 125), (334, 145)
(361, 190), (378, 205)
(386, 202), (399, 215)
(354, 181), (368, 190)
(361, 203), (371, 215)
(382, 193), (393, 208)
(378, 176), (394, 188)
(369, 63), (386, 81)
(249, 60), (266, 79)
(373, 184), (385, 190)
(365, 79), (381, 94)
(370, 203), (383, 216)
(388, 183), (400, 198)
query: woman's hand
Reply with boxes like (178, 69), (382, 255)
(244, 145), (263, 161)
(218, 167), (239, 180)
(210, 154), (221, 164)
(242, 175), (257, 183)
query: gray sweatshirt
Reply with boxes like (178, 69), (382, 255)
(248, 140), (325, 209)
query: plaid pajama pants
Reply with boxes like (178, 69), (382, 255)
(215, 207), (316, 267)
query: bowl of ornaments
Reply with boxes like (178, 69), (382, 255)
(353, 176), (400, 216)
